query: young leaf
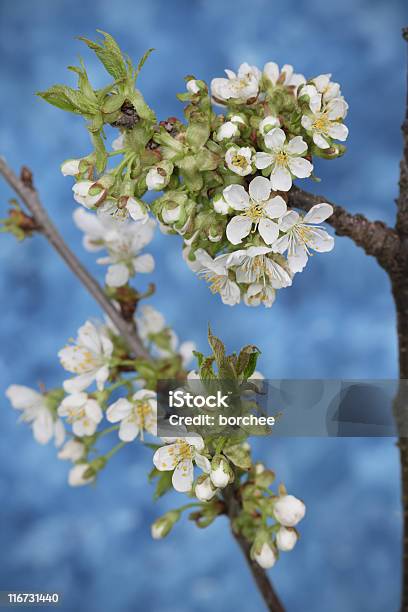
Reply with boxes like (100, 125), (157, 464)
(237, 345), (261, 379)
(78, 31), (128, 80)
(37, 85), (85, 114)
(154, 471), (173, 500)
(207, 326), (225, 366)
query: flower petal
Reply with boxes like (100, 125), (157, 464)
(313, 133), (330, 149)
(153, 444), (179, 471)
(288, 157), (313, 179)
(172, 459), (194, 492)
(106, 398), (132, 423)
(270, 166), (292, 191)
(106, 263), (129, 288)
(264, 127), (286, 151)
(195, 453), (211, 473)
(258, 218), (279, 244)
(119, 418), (140, 442)
(133, 253), (155, 274)
(255, 152), (274, 170)
(264, 195), (287, 219)
(226, 215), (252, 245)
(286, 136), (307, 155)
(327, 122), (349, 141)
(303, 203), (334, 224)
(248, 176), (271, 202)
(223, 184), (249, 210)
(279, 210), (300, 231)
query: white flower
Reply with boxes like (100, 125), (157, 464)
(259, 115), (280, 136)
(276, 526), (298, 551)
(186, 79), (200, 94)
(224, 177), (287, 245)
(58, 393), (103, 437)
(195, 475), (218, 501)
(137, 305), (166, 341)
(273, 494), (306, 527)
(255, 128), (313, 191)
(244, 283), (276, 308)
(74, 209), (155, 287)
(211, 62), (261, 104)
(68, 463), (95, 487)
(225, 146), (253, 176)
(227, 246), (292, 287)
(273, 204), (334, 272)
(106, 389), (157, 441)
(254, 542), (277, 569)
(212, 193), (230, 215)
(98, 197), (149, 223)
(58, 320), (113, 393)
(97, 224), (155, 288)
(263, 62), (306, 93)
(72, 180), (107, 209)
(6, 385), (65, 446)
(61, 159), (82, 176)
(195, 249), (240, 306)
(311, 73), (343, 104)
(153, 435), (211, 493)
(146, 168), (166, 191)
(210, 460), (230, 488)
(216, 121), (239, 141)
(58, 439), (85, 462)
(301, 97), (349, 149)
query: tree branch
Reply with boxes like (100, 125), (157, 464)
(222, 486), (285, 612)
(287, 185), (401, 273)
(0, 158), (150, 360)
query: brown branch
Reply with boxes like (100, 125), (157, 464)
(222, 486), (285, 612)
(287, 185), (401, 273)
(0, 158), (150, 360)
(392, 26), (408, 612)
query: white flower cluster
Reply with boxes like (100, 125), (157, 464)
(180, 64), (345, 306)
(6, 307), (196, 487)
(252, 493), (306, 569)
(73, 208), (155, 288)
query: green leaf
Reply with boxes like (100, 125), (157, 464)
(223, 443), (252, 470)
(135, 48), (155, 79)
(90, 131), (107, 173)
(79, 31), (128, 80)
(154, 471), (173, 500)
(37, 85), (85, 114)
(193, 350), (205, 369)
(237, 345), (261, 379)
(207, 326), (225, 366)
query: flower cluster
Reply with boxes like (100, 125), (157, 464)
(6, 316), (306, 571)
(41, 34), (345, 307)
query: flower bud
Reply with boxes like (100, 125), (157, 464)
(58, 439), (85, 462)
(213, 193), (230, 215)
(195, 475), (218, 501)
(273, 494), (306, 527)
(216, 121), (239, 141)
(151, 510), (181, 539)
(210, 456), (232, 488)
(61, 158), (82, 176)
(68, 463), (95, 487)
(276, 526), (298, 551)
(186, 79), (200, 94)
(162, 202), (182, 224)
(253, 541), (277, 569)
(259, 115), (280, 136)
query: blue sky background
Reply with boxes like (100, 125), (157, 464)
(0, 0), (406, 610)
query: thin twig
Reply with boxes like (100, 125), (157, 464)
(222, 486), (285, 612)
(0, 158), (150, 360)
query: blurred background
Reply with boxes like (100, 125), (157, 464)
(0, 0), (406, 610)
